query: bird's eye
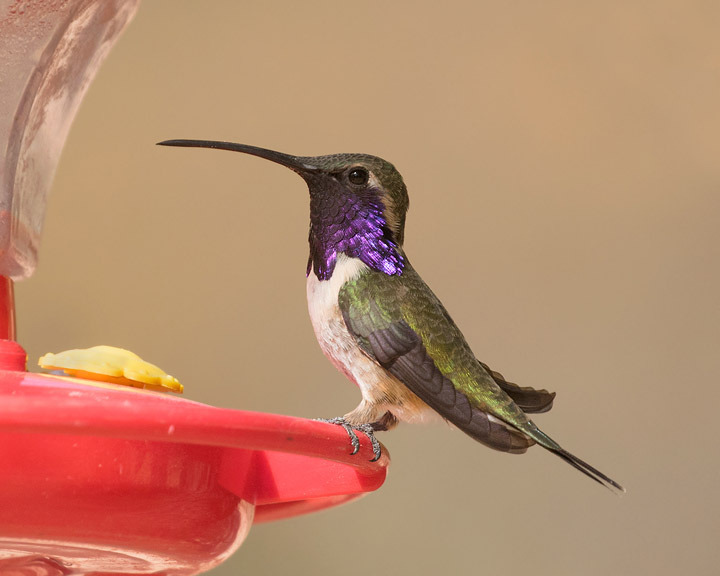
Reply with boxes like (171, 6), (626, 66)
(348, 167), (369, 186)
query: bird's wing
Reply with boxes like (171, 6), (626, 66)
(339, 264), (535, 453)
(339, 264), (625, 492)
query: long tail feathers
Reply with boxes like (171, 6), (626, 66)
(551, 447), (625, 494)
(527, 427), (625, 494)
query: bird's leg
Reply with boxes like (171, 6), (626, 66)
(368, 411), (398, 432)
(315, 411), (395, 462)
(314, 417), (367, 456)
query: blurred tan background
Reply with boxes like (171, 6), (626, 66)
(16, 1), (720, 575)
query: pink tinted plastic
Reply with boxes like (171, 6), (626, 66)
(0, 362), (388, 574)
(0, 276), (15, 341)
(0, 0), (140, 279)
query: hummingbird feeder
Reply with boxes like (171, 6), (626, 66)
(0, 2), (388, 575)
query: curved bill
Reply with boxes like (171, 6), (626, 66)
(157, 139), (319, 174)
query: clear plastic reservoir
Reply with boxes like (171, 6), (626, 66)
(0, 0), (139, 279)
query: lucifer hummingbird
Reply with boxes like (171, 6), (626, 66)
(158, 139), (624, 493)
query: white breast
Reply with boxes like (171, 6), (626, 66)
(305, 254), (435, 424)
(306, 255), (375, 388)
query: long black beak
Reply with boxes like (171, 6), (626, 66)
(157, 139), (319, 175)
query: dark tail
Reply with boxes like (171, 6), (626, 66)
(552, 447), (625, 494)
(478, 360), (556, 414)
(529, 427), (625, 494)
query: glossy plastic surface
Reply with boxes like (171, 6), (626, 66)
(0, 0), (139, 279)
(0, 365), (388, 575)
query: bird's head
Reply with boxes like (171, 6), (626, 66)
(159, 140), (408, 280)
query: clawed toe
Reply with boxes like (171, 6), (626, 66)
(316, 417), (382, 461)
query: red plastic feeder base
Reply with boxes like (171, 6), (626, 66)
(0, 360), (388, 575)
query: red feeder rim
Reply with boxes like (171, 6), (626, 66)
(0, 341), (389, 574)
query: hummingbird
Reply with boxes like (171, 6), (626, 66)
(158, 139), (624, 493)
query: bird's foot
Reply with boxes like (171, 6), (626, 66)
(315, 417), (382, 462)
